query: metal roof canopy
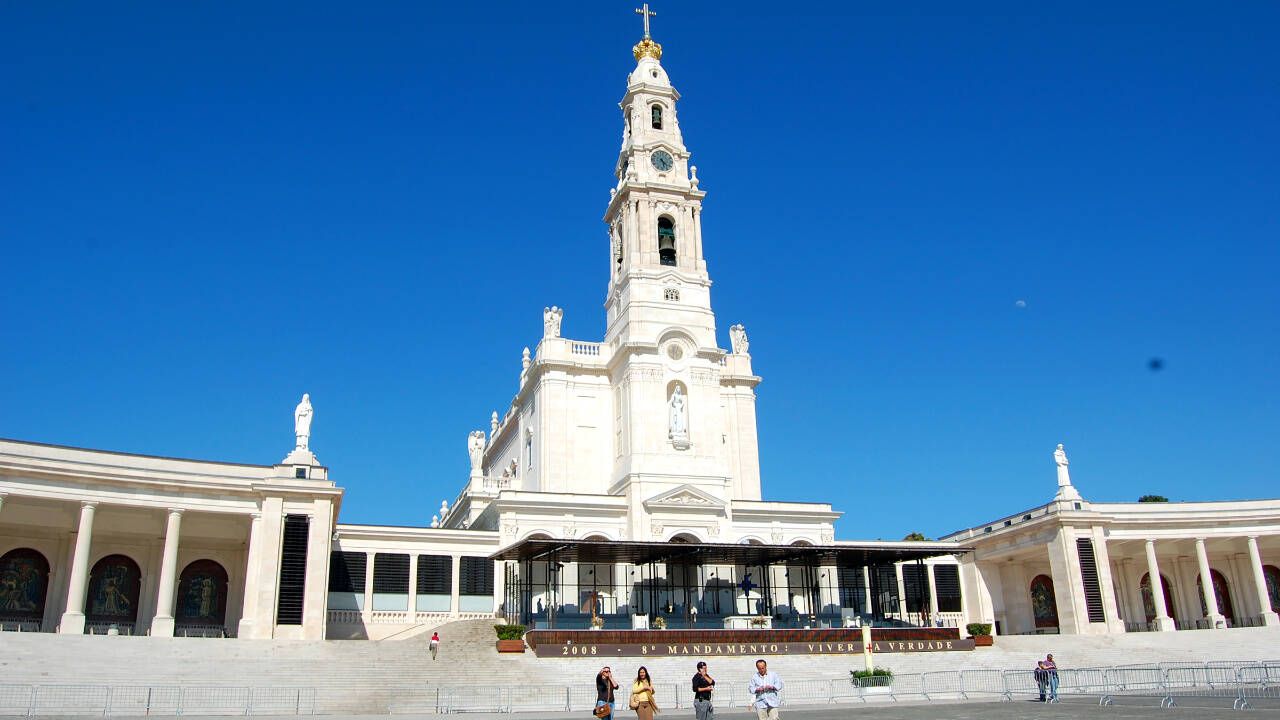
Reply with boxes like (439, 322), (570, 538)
(490, 538), (971, 566)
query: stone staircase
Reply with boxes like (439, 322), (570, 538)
(3, 624), (1278, 713)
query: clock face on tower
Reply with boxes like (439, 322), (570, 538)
(651, 150), (674, 171)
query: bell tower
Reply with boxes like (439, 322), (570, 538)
(603, 8), (712, 350)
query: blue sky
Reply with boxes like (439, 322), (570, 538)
(2, 2), (1277, 540)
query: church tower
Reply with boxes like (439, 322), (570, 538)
(603, 14), (711, 349)
(601, 9), (763, 527)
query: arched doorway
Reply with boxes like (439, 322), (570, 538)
(0, 548), (51, 628)
(86, 554), (141, 631)
(175, 559), (228, 630)
(1140, 572), (1176, 623)
(1029, 575), (1059, 628)
(1264, 566), (1280, 613)
(1197, 569), (1235, 621)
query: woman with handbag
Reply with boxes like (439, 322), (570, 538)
(596, 667), (619, 720)
(630, 666), (659, 720)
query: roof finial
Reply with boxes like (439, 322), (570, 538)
(635, 4), (657, 39)
(632, 4), (663, 61)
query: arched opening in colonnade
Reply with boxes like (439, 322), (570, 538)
(1140, 572), (1176, 623)
(86, 554), (141, 632)
(0, 547), (50, 629)
(176, 559), (229, 633)
(1265, 566), (1280, 613)
(1197, 568), (1236, 622)
(1029, 574), (1059, 628)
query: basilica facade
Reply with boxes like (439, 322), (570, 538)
(1, 24), (1277, 645)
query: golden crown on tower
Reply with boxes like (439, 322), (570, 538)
(633, 38), (663, 61)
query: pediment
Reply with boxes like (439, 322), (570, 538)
(643, 484), (725, 510)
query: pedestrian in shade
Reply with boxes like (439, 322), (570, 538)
(429, 631), (440, 660)
(747, 659), (782, 720)
(691, 662), (714, 720)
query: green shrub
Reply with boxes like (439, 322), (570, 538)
(966, 623), (992, 636)
(850, 668), (893, 679)
(494, 624), (526, 640)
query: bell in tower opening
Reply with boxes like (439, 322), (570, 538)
(657, 216), (677, 266)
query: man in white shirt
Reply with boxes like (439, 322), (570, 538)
(747, 659), (782, 720)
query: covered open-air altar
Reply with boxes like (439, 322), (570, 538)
(492, 538), (971, 632)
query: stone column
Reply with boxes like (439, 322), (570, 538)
(861, 566), (872, 616)
(242, 498), (284, 639)
(693, 208), (706, 272)
(893, 563), (907, 619)
(301, 498), (334, 640)
(1246, 536), (1279, 627)
(1144, 540), (1175, 631)
(1046, 527), (1083, 633)
(1194, 539), (1225, 628)
(237, 513), (263, 638)
(1090, 528), (1126, 633)
(59, 501), (97, 634)
(450, 555), (462, 616)
(362, 551), (376, 621)
(0, 492), (7, 521)
(926, 564), (939, 623)
(407, 553), (419, 622)
(150, 509), (184, 637)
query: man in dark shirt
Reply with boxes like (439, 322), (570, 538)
(692, 662), (715, 720)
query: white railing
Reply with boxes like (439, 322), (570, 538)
(327, 610), (495, 626)
(482, 476), (512, 491)
(411, 660), (1280, 712)
(0, 685), (316, 716)
(570, 342), (601, 356)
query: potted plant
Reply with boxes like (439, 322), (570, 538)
(652, 616), (667, 629)
(590, 615), (605, 630)
(494, 624), (527, 652)
(850, 668), (893, 694)
(966, 623), (994, 646)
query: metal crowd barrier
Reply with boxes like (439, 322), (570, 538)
(0, 685), (316, 716)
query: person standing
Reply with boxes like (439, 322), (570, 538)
(747, 659), (782, 720)
(429, 632), (440, 660)
(596, 667), (620, 720)
(691, 662), (714, 720)
(1043, 654), (1059, 702)
(1034, 661), (1048, 702)
(631, 666), (659, 720)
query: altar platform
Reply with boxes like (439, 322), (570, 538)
(524, 626), (974, 657)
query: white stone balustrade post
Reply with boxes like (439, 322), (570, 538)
(59, 502), (97, 634)
(1246, 536), (1279, 626)
(1144, 540), (1175, 631)
(150, 509), (183, 637)
(1195, 538), (1225, 628)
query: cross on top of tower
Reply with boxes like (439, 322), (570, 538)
(635, 4), (657, 40)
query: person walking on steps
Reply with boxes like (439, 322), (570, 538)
(596, 666), (619, 720)
(429, 631), (440, 660)
(631, 666), (659, 720)
(691, 662), (714, 720)
(747, 659), (782, 720)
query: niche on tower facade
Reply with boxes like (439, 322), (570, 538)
(667, 380), (689, 450)
(657, 216), (677, 266)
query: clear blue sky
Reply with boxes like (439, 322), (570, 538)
(3, 2), (1277, 540)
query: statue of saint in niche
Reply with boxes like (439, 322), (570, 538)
(669, 385), (687, 440)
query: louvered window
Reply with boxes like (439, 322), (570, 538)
(276, 514), (309, 625)
(460, 556), (494, 595)
(373, 553), (410, 594)
(902, 564), (928, 613)
(328, 551), (365, 593)
(873, 565), (899, 617)
(1076, 538), (1106, 623)
(934, 565), (963, 613)
(417, 555), (452, 595)
(837, 567), (865, 611)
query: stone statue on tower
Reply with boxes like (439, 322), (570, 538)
(1054, 443), (1082, 501)
(294, 394), (313, 450)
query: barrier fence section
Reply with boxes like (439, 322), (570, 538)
(0, 686), (317, 716)
(6, 661), (1280, 715)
